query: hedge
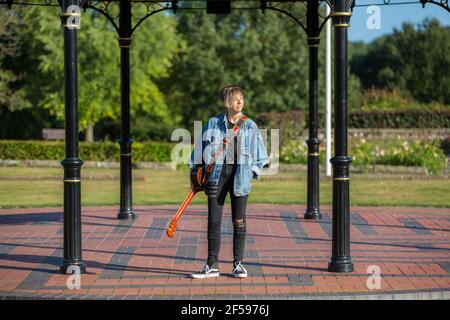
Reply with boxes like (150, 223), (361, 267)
(0, 140), (174, 163)
(314, 110), (450, 128)
(1, 138), (448, 175)
(256, 109), (450, 130)
(345, 110), (450, 128)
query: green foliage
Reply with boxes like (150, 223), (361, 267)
(351, 139), (447, 175)
(77, 142), (120, 162)
(255, 110), (307, 147)
(351, 88), (448, 113)
(358, 88), (411, 112)
(0, 140), (65, 160)
(0, 8), (27, 110)
(2, 6), (182, 137)
(347, 110), (450, 128)
(350, 18), (450, 105)
(0, 107), (60, 139)
(160, 5), (326, 127)
(132, 141), (173, 162)
(280, 139), (326, 165)
(280, 138), (447, 175)
(0, 140), (174, 162)
(257, 107), (450, 134)
(1, 7), (449, 141)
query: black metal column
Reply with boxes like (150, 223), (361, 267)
(305, 0), (322, 220)
(59, 0), (86, 274)
(328, 0), (354, 273)
(117, 0), (135, 220)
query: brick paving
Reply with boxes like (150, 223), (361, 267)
(0, 204), (449, 300)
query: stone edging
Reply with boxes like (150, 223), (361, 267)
(0, 159), (443, 176)
(278, 163), (429, 175)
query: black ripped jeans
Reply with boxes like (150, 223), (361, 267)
(206, 163), (248, 268)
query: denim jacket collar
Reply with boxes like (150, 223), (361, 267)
(220, 111), (228, 124)
(220, 111), (247, 127)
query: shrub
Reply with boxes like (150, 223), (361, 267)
(364, 140), (447, 175)
(347, 110), (450, 128)
(0, 140), (174, 163)
(255, 110), (307, 147)
(259, 108), (450, 133)
(0, 141), (65, 160)
(280, 140), (326, 164)
(358, 88), (412, 112)
(280, 138), (447, 175)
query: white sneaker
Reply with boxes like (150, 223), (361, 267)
(232, 261), (248, 278)
(191, 264), (220, 279)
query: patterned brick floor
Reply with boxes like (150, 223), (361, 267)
(0, 204), (449, 299)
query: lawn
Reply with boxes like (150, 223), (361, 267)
(0, 166), (449, 208)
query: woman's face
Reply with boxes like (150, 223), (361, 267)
(227, 93), (244, 114)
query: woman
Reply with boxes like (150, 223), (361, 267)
(187, 85), (270, 279)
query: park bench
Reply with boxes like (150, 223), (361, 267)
(42, 128), (65, 140)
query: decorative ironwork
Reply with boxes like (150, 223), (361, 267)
(2, 1), (448, 25)
(322, 0), (354, 11)
(261, 1), (308, 32)
(420, 0), (449, 12)
(80, 1), (119, 33)
(317, 1), (333, 33)
(348, 0), (449, 13)
(130, 1), (176, 34)
(78, 1), (178, 35)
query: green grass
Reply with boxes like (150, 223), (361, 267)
(0, 167), (449, 208)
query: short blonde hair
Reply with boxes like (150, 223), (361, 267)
(219, 85), (244, 107)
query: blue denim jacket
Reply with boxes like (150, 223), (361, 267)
(187, 111), (270, 196)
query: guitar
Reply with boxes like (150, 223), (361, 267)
(166, 114), (248, 238)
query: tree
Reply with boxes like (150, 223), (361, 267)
(0, 8), (23, 110)
(406, 19), (450, 104)
(350, 18), (450, 105)
(6, 5), (183, 141)
(160, 6), (313, 129)
(160, 5), (362, 130)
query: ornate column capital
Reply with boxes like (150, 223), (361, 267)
(330, 0), (354, 28)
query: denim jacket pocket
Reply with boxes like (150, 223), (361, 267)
(239, 148), (252, 165)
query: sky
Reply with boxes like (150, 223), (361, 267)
(345, 0), (450, 43)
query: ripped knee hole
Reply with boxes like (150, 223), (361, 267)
(234, 219), (246, 230)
